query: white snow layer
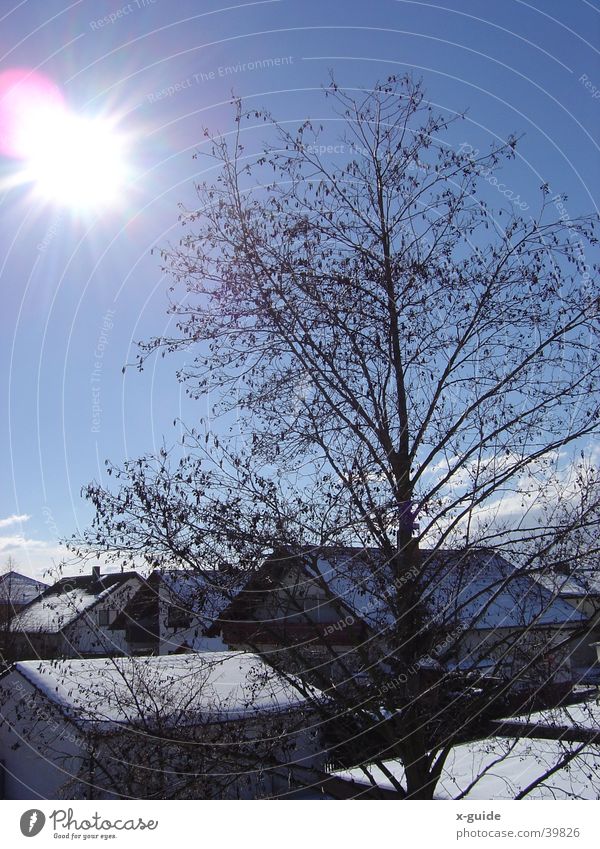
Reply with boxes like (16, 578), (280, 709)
(14, 651), (313, 728)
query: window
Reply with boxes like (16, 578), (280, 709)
(97, 608), (110, 626)
(167, 606), (191, 629)
(303, 597), (327, 623)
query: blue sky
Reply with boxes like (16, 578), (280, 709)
(0, 0), (598, 578)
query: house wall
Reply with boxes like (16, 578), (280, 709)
(266, 568), (342, 625)
(0, 671), (87, 799)
(157, 582), (228, 655)
(556, 596), (600, 671)
(34, 577), (139, 659)
(87, 710), (325, 799)
(563, 594), (600, 621)
(6, 632), (62, 663)
(159, 623), (228, 654)
(456, 625), (577, 683)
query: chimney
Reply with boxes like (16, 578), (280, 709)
(92, 566), (101, 582)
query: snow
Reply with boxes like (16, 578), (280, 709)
(9, 585), (113, 633)
(160, 570), (234, 620)
(15, 652), (314, 728)
(426, 568), (584, 630)
(511, 699), (600, 733)
(536, 572), (600, 598)
(334, 735), (600, 799)
(0, 572), (47, 605)
(302, 548), (586, 632)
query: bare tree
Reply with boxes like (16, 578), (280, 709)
(73, 76), (600, 798)
(1, 557), (23, 668)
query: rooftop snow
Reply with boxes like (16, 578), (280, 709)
(536, 572), (600, 598)
(9, 573), (138, 633)
(298, 548), (586, 631)
(13, 652), (314, 728)
(160, 570), (235, 620)
(0, 572), (47, 605)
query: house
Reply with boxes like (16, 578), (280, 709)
(206, 546), (586, 691)
(0, 652), (326, 799)
(0, 572), (49, 668)
(110, 569), (234, 655)
(7, 566), (143, 660)
(0, 571), (47, 625)
(536, 571), (600, 681)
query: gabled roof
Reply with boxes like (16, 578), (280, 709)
(413, 550), (585, 630)
(110, 569), (236, 635)
(213, 546), (585, 634)
(109, 573), (160, 636)
(535, 571), (600, 598)
(0, 571), (48, 605)
(9, 571), (140, 634)
(160, 569), (235, 621)
(9, 652), (315, 730)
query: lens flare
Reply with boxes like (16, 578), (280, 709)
(0, 68), (128, 211)
(0, 68), (66, 159)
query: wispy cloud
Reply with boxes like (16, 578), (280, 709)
(0, 533), (49, 553)
(0, 513), (31, 529)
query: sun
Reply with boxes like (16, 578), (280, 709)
(24, 112), (127, 210)
(0, 68), (129, 212)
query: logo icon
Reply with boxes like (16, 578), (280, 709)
(20, 810), (46, 837)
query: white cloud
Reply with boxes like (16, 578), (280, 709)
(0, 534), (49, 553)
(419, 447), (596, 546)
(0, 535), (70, 582)
(0, 536), (140, 583)
(0, 513), (31, 529)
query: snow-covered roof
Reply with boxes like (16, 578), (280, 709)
(298, 549), (585, 629)
(160, 570), (234, 620)
(536, 571), (600, 598)
(9, 572), (139, 633)
(286, 547), (586, 631)
(419, 552), (585, 630)
(12, 652), (314, 729)
(0, 572), (48, 605)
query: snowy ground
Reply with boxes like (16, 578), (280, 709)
(334, 698), (600, 799)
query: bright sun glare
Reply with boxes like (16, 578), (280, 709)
(24, 112), (127, 209)
(0, 68), (128, 212)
